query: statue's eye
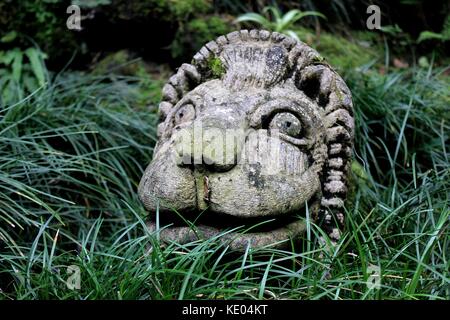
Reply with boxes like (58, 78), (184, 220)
(269, 112), (302, 137)
(174, 104), (195, 124)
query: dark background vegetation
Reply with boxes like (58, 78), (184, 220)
(1, 0), (448, 68)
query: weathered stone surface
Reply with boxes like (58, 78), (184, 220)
(139, 30), (354, 249)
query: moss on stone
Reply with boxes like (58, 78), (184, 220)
(312, 55), (325, 63)
(208, 57), (226, 78)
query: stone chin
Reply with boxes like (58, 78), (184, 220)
(138, 29), (354, 249)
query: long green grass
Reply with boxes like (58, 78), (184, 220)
(0, 64), (448, 299)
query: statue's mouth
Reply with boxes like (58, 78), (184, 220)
(147, 198), (319, 250)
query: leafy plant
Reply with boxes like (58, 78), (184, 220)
(417, 15), (450, 43)
(235, 6), (326, 41)
(0, 44), (48, 106)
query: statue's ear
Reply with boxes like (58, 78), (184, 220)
(157, 35), (228, 138)
(157, 63), (201, 137)
(157, 34), (228, 138)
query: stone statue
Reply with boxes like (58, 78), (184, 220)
(139, 30), (354, 250)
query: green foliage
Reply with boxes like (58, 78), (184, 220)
(0, 0), (213, 68)
(379, 24), (417, 54)
(169, 0), (211, 19)
(0, 0), (449, 300)
(91, 50), (140, 76)
(417, 15), (450, 43)
(349, 67), (449, 188)
(292, 27), (379, 71)
(171, 16), (232, 59)
(0, 73), (157, 281)
(0, 46), (48, 105)
(0, 1), (80, 63)
(0, 61), (448, 299)
(72, 0), (112, 8)
(91, 50), (168, 108)
(100, 0), (211, 22)
(208, 56), (226, 78)
(235, 6), (326, 41)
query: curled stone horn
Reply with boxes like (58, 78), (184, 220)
(146, 29), (354, 246)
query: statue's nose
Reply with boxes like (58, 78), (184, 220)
(175, 122), (242, 172)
